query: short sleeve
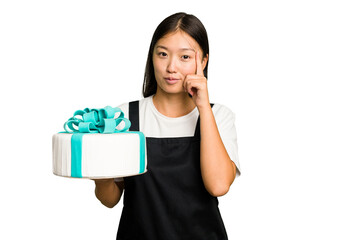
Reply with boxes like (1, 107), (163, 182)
(213, 104), (241, 177)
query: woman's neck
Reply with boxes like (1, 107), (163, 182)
(152, 91), (196, 118)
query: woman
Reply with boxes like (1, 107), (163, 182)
(94, 12), (240, 240)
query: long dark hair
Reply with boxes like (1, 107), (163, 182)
(142, 12), (209, 97)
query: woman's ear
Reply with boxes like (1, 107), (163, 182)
(202, 53), (209, 70)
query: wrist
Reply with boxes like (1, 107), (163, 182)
(197, 102), (212, 115)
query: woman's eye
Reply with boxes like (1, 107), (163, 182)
(159, 52), (167, 57)
(182, 55), (190, 60)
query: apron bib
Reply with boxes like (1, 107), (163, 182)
(117, 101), (228, 240)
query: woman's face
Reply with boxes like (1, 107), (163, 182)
(153, 30), (207, 95)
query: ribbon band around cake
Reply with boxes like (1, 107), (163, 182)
(64, 106), (130, 134)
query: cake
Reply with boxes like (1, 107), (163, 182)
(52, 106), (147, 179)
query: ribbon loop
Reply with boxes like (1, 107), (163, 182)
(64, 106), (130, 134)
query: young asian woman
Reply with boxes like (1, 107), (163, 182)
(94, 12), (241, 240)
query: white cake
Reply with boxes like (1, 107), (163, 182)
(52, 132), (147, 179)
(52, 106), (147, 179)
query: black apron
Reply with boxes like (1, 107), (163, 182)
(117, 101), (228, 240)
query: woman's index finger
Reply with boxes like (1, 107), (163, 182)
(195, 51), (204, 76)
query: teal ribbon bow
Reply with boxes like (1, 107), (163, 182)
(63, 106), (131, 134)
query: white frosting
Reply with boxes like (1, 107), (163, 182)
(52, 133), (147, 179)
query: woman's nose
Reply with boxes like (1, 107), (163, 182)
(166, 58), (177, 73)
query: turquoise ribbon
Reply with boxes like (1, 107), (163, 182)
(61, 106), (143, 178)
(133, 131), (146, 173)
(71, 133), (85, 178)
(64, 106), (131, 134)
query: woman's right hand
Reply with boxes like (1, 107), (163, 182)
(93, 178), (124, 208)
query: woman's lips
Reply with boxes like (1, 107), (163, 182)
(165, 77), (180, 85)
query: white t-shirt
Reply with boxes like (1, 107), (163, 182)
(116, 95), (240, 180)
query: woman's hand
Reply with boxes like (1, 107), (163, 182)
(93, 178), (123, 208)
(183, 51), (210, 110)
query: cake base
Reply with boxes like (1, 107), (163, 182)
(52, 132), (147, 179)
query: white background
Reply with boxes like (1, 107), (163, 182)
(1, 0), (359, 239)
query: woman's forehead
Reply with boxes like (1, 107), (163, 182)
(155, 30), (200, 52)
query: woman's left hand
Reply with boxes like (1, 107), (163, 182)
(183, 51), (210, 110)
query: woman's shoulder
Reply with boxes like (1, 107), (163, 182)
(212, 102), (233, 111)
(212, 102), (236, 121)
(117, 96), (153, 117)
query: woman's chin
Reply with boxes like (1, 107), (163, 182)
(157, 86), (187, 96)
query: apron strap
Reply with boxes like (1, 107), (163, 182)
(194, 103), (214, 138)
(129, 101), (140, 131)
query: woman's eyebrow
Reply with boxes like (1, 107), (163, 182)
(156, 45), (195, 52)
(156, 45), (168, 50)
(180, 48), (195, 52)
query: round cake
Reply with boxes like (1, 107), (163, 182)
(52, 132), (147, 179)
(52, 106), (147, 179)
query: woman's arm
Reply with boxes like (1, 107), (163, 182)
(198, 106), (237, 197)
(184, 51), (237, 197)
(94, 179), (124, 208)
